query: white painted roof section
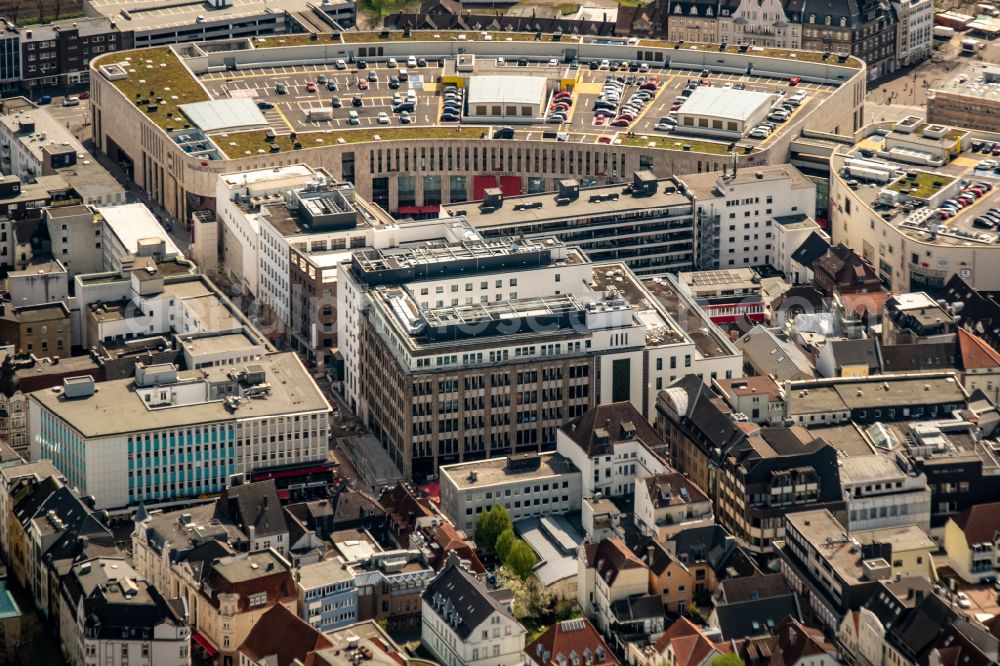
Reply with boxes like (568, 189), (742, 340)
(466, 75), (547, 106)
(679, 86), (772, 121)
(892, 291), (938, 311)
(179, 98), (268, 133)
(97, 203), (183, 259)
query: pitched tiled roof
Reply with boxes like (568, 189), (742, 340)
(769, 618), (834, 666)
(886, 593), (957, 661)
(560, 401), (664, 456)
(827, 338), (880, 370)
(643, 471), (709, 509)
(790, 231), (831, 268)
(957, 327), (1000, 369)
(582, 538), (647, 586)
(526, 618), (619, 666)
(239, 604), (333, 666)
(717, 573), (789, 604)
(215, 479), (286, 539)
(880, 342), (957, 373)
(422, 556), (515, 640)
(944, 275), (1000, 349)
(424, 523), (486, 573)
(712, 593), (801, 640)
(735, 326), (815, 381)
(952, 501), (1000, 547)
(653, 617), (718, 666)
(839, 290), (890, 318)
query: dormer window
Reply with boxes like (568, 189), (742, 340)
(809, 13), (815, 22)
(825, 14), (832, 24)
(840, 16), (847, 26)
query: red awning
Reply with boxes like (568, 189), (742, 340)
(420, 481), (441, 504)
(397, 205), (441, 215)
(192, 631), (218, 657)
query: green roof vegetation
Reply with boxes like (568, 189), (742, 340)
(96, 47), (209, 130)
(247, 32), (863, 65)
(888, 171), (955, 199)
(638, 40), (863, 67)
(619, 134), (739, 155)
(214, 126), (486, 158)
(341, 30), (542, 43)
(910, 122), (966, 142)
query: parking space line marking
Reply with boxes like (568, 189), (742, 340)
(272, 104), (294, 133)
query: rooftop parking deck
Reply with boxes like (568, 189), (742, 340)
(96, 33), (848, 159)
(837, 127), (1000, 247)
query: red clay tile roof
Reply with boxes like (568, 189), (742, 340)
(239, 604), (332, 666)
(582, 538), (647, 586)
(957, 327), (1000, 369)
(653, 617), (718, 666)
(952, 501), (1000, 547)
(526, 618), (619, 666)
(840, 290), (890, 318)
(560, 401), (664, 456)
(768, 618), (834, 666)
(426, 523), (486, 573)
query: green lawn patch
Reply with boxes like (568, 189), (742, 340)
(96, 47), (209, 131)
(888, 171), (955, 199)
(620, 134), (737, 155)
(215, 126), (485, 158)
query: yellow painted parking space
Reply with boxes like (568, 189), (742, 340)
(952, 156), (981, 168)
(856, 137), (882, 152)
(273, 105), (294, 133)
(575, 82), (604, 95)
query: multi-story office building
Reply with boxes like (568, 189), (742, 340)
(718, 0), (802, 48)
(658, 375), (847, 553)
(775, 509), (936, 632)
(0, 24), (20, 91)
(439, 453), (581, 533)
(0, 99), (125, 209)
(350, 549), (435, 630)
(18, 17), (129, 88)
(337, 219), (741, 479)
(83, 0), (356, 49)
(678, 164), (816, 271)
(215, 165), (394, 368)
(58, 557), (190, 666)
(442, 172), (695, 277)
(30, 352), (331, 510)
(839, 452), (932, 532)
(928, 67), (1000, 134)
(555, 401), (670, 499)
(795, 0), (897, 80)
(891, 0), (933, 67)
(296, 557), (358, 632)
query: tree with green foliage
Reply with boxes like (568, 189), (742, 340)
(505, 540), (539, 579)
(475, 504), (512, 552)
(495, 528), (516, 562)
(710, 654), (746, 666)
